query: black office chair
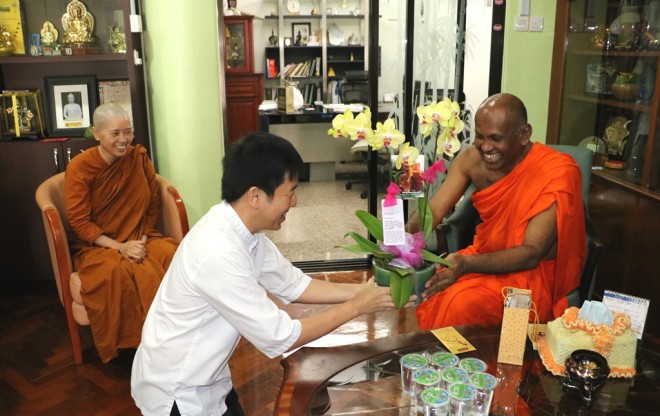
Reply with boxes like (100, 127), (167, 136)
(340, 70), (369, 104)
(437, 145), (602, 307)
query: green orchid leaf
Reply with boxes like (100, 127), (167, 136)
(342, 232), (394, 258)
(422, 249), (453, 268)
(389, 272), (413, 308)
(418, 198), (434, 242)
(355, 210), (384, 241)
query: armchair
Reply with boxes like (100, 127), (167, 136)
(35, 172), (189, 365)
(437, 145), (602, 307)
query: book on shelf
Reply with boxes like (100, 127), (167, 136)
(266, 58), (277, 79)
(314, 57), (321, 76)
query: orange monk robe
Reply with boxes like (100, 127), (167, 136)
(417, 143), (586, 330)
(65, 145), (178, 362)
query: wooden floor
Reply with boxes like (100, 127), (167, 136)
(0, 270), (376, 415)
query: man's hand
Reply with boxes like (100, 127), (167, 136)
(421, 253), (467, 301)
(351, 279), (397, 315)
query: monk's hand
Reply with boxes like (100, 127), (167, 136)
(421, 253), (466, 301)
(119, 240), (146, 263)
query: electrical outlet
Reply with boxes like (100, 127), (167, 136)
(514, 15), (529, 32)
(530, 16), (544, 32)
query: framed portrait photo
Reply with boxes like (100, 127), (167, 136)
(44, 75), (97, 137)
(292, 22), (311, 46)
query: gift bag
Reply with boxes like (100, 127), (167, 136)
(497, 287), (535, 366)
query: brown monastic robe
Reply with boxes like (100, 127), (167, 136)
(65, 145), (178, 362)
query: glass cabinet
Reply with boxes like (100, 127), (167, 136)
(548, 0), (660, 193)
(224, 15), (255, 73)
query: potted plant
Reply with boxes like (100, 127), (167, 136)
(328, 99), (463, 307)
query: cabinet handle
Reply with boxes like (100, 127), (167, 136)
(53, 148), (59, 171)
(67, 147), (72, 164)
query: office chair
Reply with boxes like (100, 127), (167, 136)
(437, 145), (602, 307)
(35, 172), (189, 364)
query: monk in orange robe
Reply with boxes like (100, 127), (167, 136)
(65, 103), (178, 362)
(410, 93), (585, 329)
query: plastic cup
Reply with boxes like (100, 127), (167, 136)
(468, 371), (498, 416)
(400, 353), (428, 396)
(430, 351), (459, 369)
(440, 366), (468, 390)
(420, 387), (450, 416)
(448, 382), (477, 416)
(413, 368), (441, 410)
(458, 357), (488, 374)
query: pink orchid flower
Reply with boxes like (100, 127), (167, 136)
(383, 181), (402, 207)
(381, 231), (426, 269)
(421, 159), (446, 184)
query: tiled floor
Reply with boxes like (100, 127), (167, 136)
(264, 179), (370, 262)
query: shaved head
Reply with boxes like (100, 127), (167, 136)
(477, 93), (528, 129)
(93, 103), (131, 130)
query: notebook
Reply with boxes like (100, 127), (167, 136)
(602, 290), (650, 340)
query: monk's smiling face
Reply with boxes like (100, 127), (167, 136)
(94, 115), (134, 164)
(474, 95), (532, 175)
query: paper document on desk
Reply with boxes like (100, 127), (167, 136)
(258, 100), (278, 111)
(282, 334), (366, 357)
(323, 103), (366, 113)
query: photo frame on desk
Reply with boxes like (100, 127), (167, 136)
(292, 22), (310, 46)
(45, 75), (97, 137)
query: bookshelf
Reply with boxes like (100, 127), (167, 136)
(263, 0), (368, 104)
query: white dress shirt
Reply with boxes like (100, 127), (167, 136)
(131, 202), (311, 415)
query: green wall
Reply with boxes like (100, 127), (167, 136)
(142, 0), (224, 224)
(502, 0), (557, 143)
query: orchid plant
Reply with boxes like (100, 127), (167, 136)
(328, 98), (464, 306)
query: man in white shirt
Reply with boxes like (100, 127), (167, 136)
(131, 132), (398, 416)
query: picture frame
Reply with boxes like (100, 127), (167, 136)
(98, 79), (133, 125)
(44, 75), (97, 137)
(292, 22), (311, 46)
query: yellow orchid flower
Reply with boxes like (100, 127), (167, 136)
(437, 127), (462, 157)
(346, 108), (374, 142)
(395, 142), (420, 169)
(369, 118), (405, 150)
(327, 110), (354, 139)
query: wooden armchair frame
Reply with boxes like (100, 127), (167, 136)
(35, 172), (189, 364)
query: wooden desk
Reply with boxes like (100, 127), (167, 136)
(228, 271), (660, 415)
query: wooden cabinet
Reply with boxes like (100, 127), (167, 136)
(549, 1), (660, 342)
(0, 139), (96, 293)
(224, 15), (255, 73)
(225, 73), (263, 143)
(223, 15), (263, 143)
(0, 0), (150, 146)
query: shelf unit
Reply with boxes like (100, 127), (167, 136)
(0, 0), (148, 293)
(263, 0), (368, 103)
(548, 0), (660, 340)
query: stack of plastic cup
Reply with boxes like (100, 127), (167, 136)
(448, 382), (477, 416)
(468, 371), (498, 416)
(400, 353), (428, 396)
(440, 366), (468, 390)
(420, 387), (450, 416)
(413, 368), (441, 411)
(430, 351), (459, 369)
(458, 357), (488, 374)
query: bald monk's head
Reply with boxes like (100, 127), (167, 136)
(93, 103), (131, 131)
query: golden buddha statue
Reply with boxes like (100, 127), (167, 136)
(62, 0), (95, 46)
(108, 26), (126, 53)
(40, 21), (58, 45)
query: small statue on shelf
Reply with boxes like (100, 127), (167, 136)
(40, 21), (58, 46)
(108, 25), (126, 53)
(603, 116), (631, 169)
(62, 0), (95, 47)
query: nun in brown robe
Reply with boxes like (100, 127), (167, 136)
(65, 103), (178, 362)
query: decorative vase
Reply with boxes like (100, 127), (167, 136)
(611, 82), (638, 101)
(373, 261), (436, 308)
